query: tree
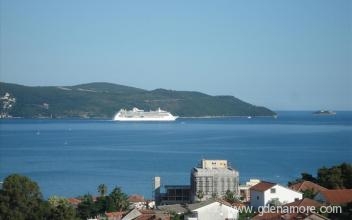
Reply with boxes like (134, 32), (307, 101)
(47, 196), (77, 220)
(301, 173), (317, 183)
(0, 174), (47, 220)
(318, 166), (344, 189)
(98, 184), (108, 197)
(288, 172), (317, 186)
(340, 163), (352, 188)
(289, 163), (352, 189)
(76, 194), (97, 219)
(196, 190), (204, 201)
(301, 188), (316, 199)
(224, 190), (239, 204)
(94, 195), (116, 214)
(109, 187), (129, 211)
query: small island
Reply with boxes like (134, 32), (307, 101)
(313, 110), (336, 115)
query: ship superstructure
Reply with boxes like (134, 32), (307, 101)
(113, 107), (178, 121)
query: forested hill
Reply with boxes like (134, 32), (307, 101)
(0, 82), (276, 118)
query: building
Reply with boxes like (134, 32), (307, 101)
(121, 208), (170, 220)
(314, 189), (352, 205)
(154, 176), (191, 205)
(158, 198), (238, 220)
(128, 194), (145, 210)
(185, 199), (238, 220)
(238, 179), (261, 202)
(250, 181), (302, 209)
(105, 211), (125, 220)
(190, 159), (239, 202)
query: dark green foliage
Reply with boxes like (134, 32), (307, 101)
(288, 172), (318, 186)
(301, 188), (316, 199)
(76, 186), (130, 218)
(0, 82), (276, 118)
(196, 190), (204, 201)
(109, 187), (129, 211)
(317, 163), (352, 189)
(0, 174), (48, 220)
(171, 213), (184, 220)
(94, 196), (116, 213)
(0, 174), (131, 220)
(76, 194), (97, 219)
(328, 202), (352, 220)
(47, 196), (78, 220)
(301, 173), (318, 183)
(98, 184), (108, 197)
(288, 163), (352, 190)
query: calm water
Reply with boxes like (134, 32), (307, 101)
(0, 111), (351, 199)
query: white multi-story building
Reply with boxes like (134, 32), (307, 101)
(250, 181), (302, 209)
(190, 159), (239, 202)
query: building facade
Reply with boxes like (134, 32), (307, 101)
(190, 159), (239, 202)
(239, 179), (261, 202)
(154, 176), (191, 205)
(250, 181), (303, 209)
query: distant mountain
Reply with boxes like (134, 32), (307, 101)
(0, 82), (276, 118)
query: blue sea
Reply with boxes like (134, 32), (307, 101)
(0, 111), (351, 199)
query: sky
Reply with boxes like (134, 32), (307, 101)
(0, 0), (351, 110)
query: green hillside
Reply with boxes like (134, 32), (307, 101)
(0, 82), (276, 118)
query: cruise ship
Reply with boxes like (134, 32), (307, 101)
(113, 107), (178, 121)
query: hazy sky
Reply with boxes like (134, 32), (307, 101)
(1, 0), (351, 110)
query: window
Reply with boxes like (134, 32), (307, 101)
(270, 188), (276, 193)
(257, 196), (259, 200)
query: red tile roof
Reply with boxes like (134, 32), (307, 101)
(67, 198), (81, 206)
(252, 212), (282, 220)
(128, 194), (145, 203)
(250, 181), (276, 192)
(289, 181), (327, 194)
(284, 198), (322, 208)
(105, 211), (125, 220)
(319, 189), (352, 204)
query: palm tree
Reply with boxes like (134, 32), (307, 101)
(98, 184), (107, 197)
(196, 190), (204, 201)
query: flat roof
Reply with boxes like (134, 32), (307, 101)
(164, 185), (190, 189)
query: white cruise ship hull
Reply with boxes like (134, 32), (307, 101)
(113, 116), (178, 121)
(113, 107), (178, 121)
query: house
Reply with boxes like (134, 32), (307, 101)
(105, 211), (125, 220)
(239, 179), (261, 202)
(250, 181), (303, 209)
(185, 199), (238, 220)
(314, 189), (352, 205)
(67, 197), (82, 207)
(158, 198), (238, 220)
(289, 181), (327, 195)
(121, 208), (170, 220)
(128, 194), (146, 209)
